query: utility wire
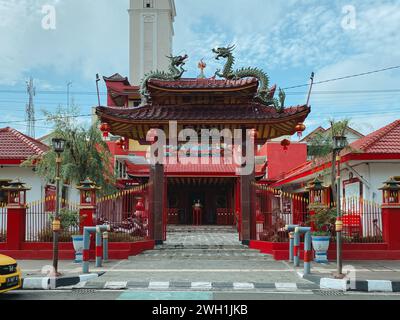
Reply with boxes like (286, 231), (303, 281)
(282, 65), (400, 90)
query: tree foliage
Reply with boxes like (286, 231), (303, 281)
(23, 106), (116, 195)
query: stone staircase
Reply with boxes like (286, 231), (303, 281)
(129, 225), (273, 261)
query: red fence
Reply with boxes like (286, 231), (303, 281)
(96, 185), (151, 242)
(0, 204), (6, 243)
(25, 199), (79, 242)
(252, 184), (383, 244)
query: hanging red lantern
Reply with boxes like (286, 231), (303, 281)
(281, 139), (291, 151)
(100, 123), (111, 138)
(295, 122), (306, 138)
(116, 137), (127, 149)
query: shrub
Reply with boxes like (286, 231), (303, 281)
(308, 206), (337, 236)
(37, 229), (75, 242)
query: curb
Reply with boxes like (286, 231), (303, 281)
(21, 272), (105, 290)
(300, 273), (400, 293)
(73, 281), (320, 291)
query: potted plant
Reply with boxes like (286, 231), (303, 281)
(308, 206), (337, 263)
(50, 209), (83, 263)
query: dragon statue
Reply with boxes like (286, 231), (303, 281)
(212, 45), (285, 111)
(140, 54), (188, 104)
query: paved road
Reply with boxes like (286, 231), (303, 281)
(2, 289), (400, 301)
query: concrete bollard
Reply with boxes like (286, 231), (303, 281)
(96, 225), (110, 268)
(289, 232), (295, 263)
(285, 225), (300, 266)
(295, 227), (312, 275)
(83, 227), (97, 274)
(103, 232), (109, 262)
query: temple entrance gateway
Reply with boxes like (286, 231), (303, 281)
(167, 178), (235, 226)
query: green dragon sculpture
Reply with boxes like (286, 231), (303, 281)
(212, 45), (285, 111)
(140, 54), (188, 104)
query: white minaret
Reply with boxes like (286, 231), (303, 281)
(129, 0), (176, 86)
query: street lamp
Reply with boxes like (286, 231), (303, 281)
(51, 138), (66, 276)
(332, 135), (347, 278)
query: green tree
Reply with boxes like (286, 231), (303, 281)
(307, 119), (351, 201)
(23, 106), (116, 195)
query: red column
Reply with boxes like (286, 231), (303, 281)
(7, 206), (26, 250)
(382, 204), (400, 250)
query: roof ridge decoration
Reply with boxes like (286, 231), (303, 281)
(140, 54), (189, 104)
(354, 119), (400, 151)
(212, 45), (285, 112)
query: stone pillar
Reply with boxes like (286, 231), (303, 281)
(150, 163), (165, 245)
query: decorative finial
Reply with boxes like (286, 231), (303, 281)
(197, 59), (207, 79)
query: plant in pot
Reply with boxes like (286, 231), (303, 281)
(49, 209), (83, 263)
(307, 206), (337, 263)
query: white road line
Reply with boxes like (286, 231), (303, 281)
(149, 281), (170, 289)
(233, 283), (255, 290)
(104, 281), (128, 289)
(85, 269), (295, 272)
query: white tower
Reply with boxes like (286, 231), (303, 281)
(129, 0), (176, 85)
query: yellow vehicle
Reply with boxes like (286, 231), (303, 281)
(0, 254), (22, 293)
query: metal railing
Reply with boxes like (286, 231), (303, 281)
(96, 185), (151, 242)
(25, 200), (79, 243)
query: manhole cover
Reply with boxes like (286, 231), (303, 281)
(73, 289), (97, 295)
(313, 289), (345, 296)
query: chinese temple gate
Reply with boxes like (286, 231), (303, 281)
(96, 50), (310, 245)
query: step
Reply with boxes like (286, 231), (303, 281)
(157, 244), (246, 250)
(142, 249), (261, 255)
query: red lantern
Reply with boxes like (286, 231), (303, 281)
(295, 122), (306, 138)
(100, 123), (111, 138)
(116, 137), (127, 149)
(281, 139), (291, 151)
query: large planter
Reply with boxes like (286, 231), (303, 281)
(311, 235), (330, 263)
(72, 235), (84, 263)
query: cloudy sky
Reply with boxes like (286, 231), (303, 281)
(0, 0), (399, 138)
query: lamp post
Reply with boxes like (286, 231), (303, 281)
(332, 135), (347, 278)
(51, 138), (66, 275)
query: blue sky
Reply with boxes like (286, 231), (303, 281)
(0, 0), (399, 138)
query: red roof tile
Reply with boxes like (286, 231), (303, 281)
(97, 104), (310, 122)
(0, 127), (49, 160)
(350, 119), (400, 153)
(148, 78), (259, 90)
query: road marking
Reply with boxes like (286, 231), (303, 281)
(149, 282), (170, 289)
(233, 283), (255, 290)
(90, 269), (294, 272)
(104, 281), (128, 290)
(117, 291), (213, 301)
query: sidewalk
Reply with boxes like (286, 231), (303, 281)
(297, 261), (400, 292)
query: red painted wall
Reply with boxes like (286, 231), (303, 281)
(259, 142), (307, 181)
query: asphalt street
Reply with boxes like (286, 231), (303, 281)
(2, 289), (400, 301)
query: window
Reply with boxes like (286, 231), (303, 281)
(144, 0), (153, 8)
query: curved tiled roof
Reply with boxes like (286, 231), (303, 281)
(97, 104), (310, 122)
(0, 127), (49, 160)
(148, 78), (259, 90)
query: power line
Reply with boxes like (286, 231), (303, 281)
(0, 114), (93, 125)
(282, 65), (400, 90)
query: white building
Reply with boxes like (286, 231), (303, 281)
(274, 119), (400, 205)
(128, 0), (176, 85)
